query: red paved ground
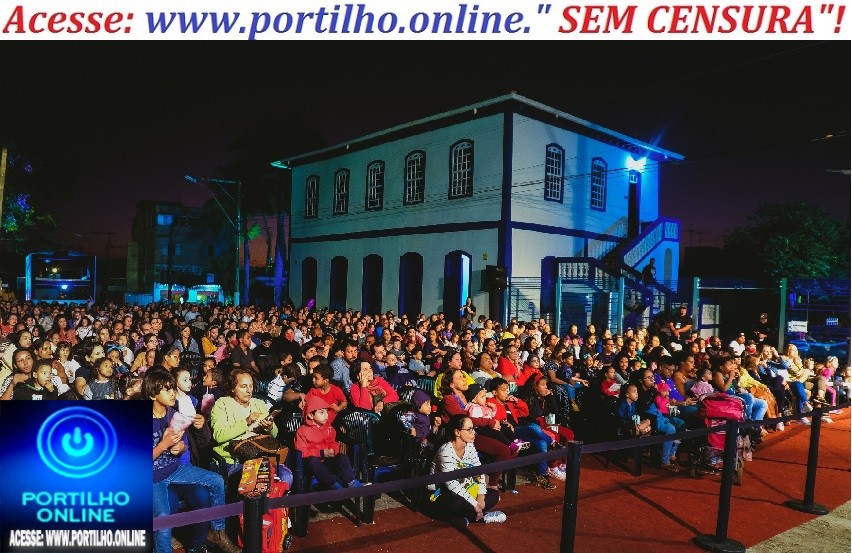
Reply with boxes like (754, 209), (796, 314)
(288, 411), (851, 552)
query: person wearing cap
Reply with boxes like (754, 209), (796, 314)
(295, 395), (361, 490)
(728, 332), (747, 357)
(668, 304), (693, 346)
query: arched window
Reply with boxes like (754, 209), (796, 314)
(365, 161), (385, 211)
(398, 252), (423, 318)
(333, 169), (349, 215)
(448, 140), (474, 199)
(329, 256), (349, 311)
(590, 158), (607, 211)
(305, 175), (319, 219)
(404, 151), (426, 205)
(362, 255), (384, 314)
(301, 257), (317, 306)
(544, 144), (564, 203)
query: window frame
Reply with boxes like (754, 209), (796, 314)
(448, 139), (474, 200)
(365, 160), (385, 211)
(544, 143), (565, 203)
(590, 157), (607, 211)
(305, 175), (319, 219)
(403, 151), (426, 205)
(333, 169), (350, 215)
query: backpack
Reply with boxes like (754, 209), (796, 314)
(238, 480), (290, 552)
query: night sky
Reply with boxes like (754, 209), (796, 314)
(3, 41), (849, 260)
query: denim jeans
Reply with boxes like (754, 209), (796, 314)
(562, 382), (584, 400)
(153, 464), (227, 553)
(513, 423), (553, 476)
(736, 392), (767, 420)
(656, 416), (678, 463)
(788, 381), (809, 414)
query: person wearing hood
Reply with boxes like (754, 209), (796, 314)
(295, 396), (362, 490)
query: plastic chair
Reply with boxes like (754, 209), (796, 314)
(415, 377), (436, 396)
(179, 351), (205, 383)
(397, 386), (417, 404)
(339, 409), (405, 523)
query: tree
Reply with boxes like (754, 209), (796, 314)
(722, 202), (850, 278)
(0, 136), (72, 255)
(218, 113), (326, 305)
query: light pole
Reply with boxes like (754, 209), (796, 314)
(185, 175), (243, 306)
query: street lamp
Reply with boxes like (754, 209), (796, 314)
(185, 175), (243, 306)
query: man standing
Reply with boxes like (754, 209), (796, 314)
(752, 312), (772, 347)
(641, 258), (657, 284)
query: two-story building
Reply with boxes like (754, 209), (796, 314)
(276, 94), (683, 333)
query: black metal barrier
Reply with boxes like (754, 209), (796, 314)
(153, 403), (846, 552)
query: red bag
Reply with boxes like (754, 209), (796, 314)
(700, 394), (745, 451)
(238, 480), (290, 552)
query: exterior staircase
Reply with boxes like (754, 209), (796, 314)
(553, 217), (680, 334)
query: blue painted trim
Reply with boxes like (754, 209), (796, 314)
(510, 222), (622, 242)
(292, 220), (500, 244)
(499, 111), (513, 321)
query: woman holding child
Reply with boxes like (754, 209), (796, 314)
(440, 368), (512, 491)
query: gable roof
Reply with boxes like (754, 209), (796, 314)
(272, 92), (684, 168)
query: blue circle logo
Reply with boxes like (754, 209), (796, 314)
(37, 407), (118, 479)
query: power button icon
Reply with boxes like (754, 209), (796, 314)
(37, 407), (118, 479)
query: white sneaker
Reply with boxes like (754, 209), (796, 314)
(483, 511), (507, 524)
(803, 402), (813, 413)
(775, 422), (785, 432)
(822, 416), (834, 423)
(799, 417), (811, 425)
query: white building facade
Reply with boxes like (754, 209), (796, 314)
(279, 94), (683, 332)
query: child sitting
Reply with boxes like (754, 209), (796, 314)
(84, 357), (121, 400)
(617, 383), (651, 437)
(464, 383), (529, 454)
(689, 367), (715, 402)
(194, 366), (226, 416)
(295, 396), (362, 490)
(600, 365), (621, 398)
(655, 381), (685, 431)
(267, 363), (307, 413)
(13, 359), (59, 400)
(400, 389), (441, 446)
(407, 348), (428, 376)
(305, 363), (348, 425)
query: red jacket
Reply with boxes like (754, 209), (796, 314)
(487, 396), (530, 425)
(295, 419), (339, 459)
(349, 376), (399, 410)
(296, 395), (340, 459)
(497, 356), (519, 379)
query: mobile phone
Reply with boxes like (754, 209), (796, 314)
(264, 409), (282, 422)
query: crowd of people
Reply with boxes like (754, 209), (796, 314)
(0, 299), (848, 551)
